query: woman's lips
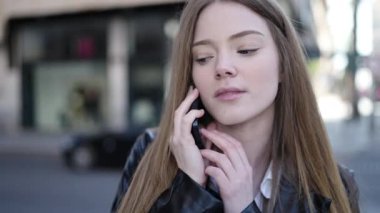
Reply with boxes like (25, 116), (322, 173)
(214, 88), (246, 101)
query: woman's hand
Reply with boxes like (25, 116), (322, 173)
(200, 128), (254, 213)
(170, 87), (210, 186)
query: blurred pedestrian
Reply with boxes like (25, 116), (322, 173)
(112, 0), (359, 212)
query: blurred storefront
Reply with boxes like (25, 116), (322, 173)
(1, 1), (182, 133)
(0, 0), (326, 133)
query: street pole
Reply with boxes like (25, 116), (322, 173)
(350, 0), (360, 119)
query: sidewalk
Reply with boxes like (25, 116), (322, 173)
(317, 94), (380, 155)
(325, 117), (380, 156)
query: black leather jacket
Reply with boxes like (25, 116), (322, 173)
(111, 129), (360, 213)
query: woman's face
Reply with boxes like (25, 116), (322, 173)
(192, 1), (280, 126)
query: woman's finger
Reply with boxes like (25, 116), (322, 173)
(173, 87), (198, 138)
(201, 149), (235, 180)
(204, 138), (212, 150)
(204, 166), (229, 188)
(214, 131), (250, 168)
(180, 109), (204, 136)
(206, 122), (217, 131)
(200, 128), (244, 171)
(204, 122), (216, 149)
(175, 87), (199, 118)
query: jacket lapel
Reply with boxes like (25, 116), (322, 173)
(274, 177), (331, 213)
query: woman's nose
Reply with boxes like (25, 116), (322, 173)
(215, 56), (237, 79)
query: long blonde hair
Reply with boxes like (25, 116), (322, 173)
(118, 1), (352, 212)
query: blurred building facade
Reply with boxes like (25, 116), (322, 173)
(0, 0), (373, 134)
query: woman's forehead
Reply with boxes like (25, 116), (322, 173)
(193, 1), (270, 41)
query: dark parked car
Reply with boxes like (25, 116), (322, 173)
(62, 129), (142, 170)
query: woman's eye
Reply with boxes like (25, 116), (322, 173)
(195, 56), (213, 65)
(237, 49), (258, 55)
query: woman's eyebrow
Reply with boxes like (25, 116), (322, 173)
(192, 30), (264, 48)
(229, 30), (264, 40)
(192, 39), (214, 48)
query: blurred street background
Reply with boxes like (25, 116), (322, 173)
(0, 0), (379, 212)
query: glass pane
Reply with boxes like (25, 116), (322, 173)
(34, 61), (107, 132)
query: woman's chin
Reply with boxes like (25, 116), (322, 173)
(213, 115), (247, 127)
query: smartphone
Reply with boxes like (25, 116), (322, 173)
(189, 98), (205, 149)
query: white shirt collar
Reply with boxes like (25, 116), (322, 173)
(260, 161), (273, 199)
(254, 162), (273, 211)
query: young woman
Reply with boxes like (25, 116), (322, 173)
(112, 0), (360, 212)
